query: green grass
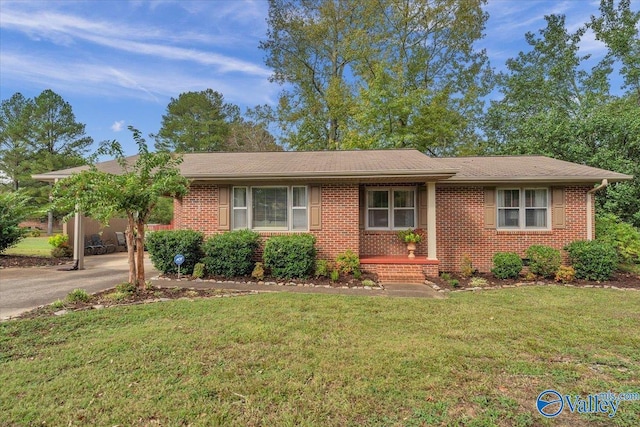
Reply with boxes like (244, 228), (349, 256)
(3, 236), (52, 257)
(1, 288), (639, 426)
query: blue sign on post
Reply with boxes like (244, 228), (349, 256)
(174, 254), (185, 279)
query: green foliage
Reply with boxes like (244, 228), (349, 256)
(491, 252), (523, 279)
(50, 299), (65, 310)
(66, 289), (90, 303)
(28, 229), (41, 237)
(596, 214), (640, 264)
(251, 262), (265, 281)
(0, 191), (32, 252)
(470, 277), (489, 287)
(330, 269), (340, 282)
(48, 234), (69, 248)
(555, 266), (576, 283)
(525, 245), (562, 278)
(202, 229), (261, 277)
(51, 246), (72, 258)
(115, 282), (137, 295)
(146, 230), (204, 275)
(397, 228), (423, 243)
(353, 267), (362, 280)
(565, 240), (618, 281)
(335, 249), (360, 274)
(192, 263), (206, 279)
(314, 259), (330, 278)
(148, 197), (174, 225)
(263, 234), (316, 279)
(361, 279), (375, 287)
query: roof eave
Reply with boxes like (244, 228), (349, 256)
(443, 175), (633, 184)
(183, 170), (458, 181)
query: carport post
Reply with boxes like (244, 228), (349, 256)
(73, 209), (84, 270)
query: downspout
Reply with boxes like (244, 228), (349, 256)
(586, 179), (608, 241)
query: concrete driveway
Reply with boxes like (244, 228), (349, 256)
(0, 253), (157, 319)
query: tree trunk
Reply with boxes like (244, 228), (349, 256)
(126, 214), (136, 285)
(47, 210), (54, 236)
(135, 218), (146, 290)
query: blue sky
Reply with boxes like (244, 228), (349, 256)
(0, 0), (635, 157)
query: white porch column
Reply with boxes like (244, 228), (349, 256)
(73, 209), (85, 270)
(426, 181), (437, 260)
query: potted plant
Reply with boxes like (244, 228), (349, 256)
(397, 228), (424, 258)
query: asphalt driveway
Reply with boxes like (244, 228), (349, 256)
(0, 253), (157, 319)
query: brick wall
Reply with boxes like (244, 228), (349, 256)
(174, 182), (359, 261)
(436, 185), (592, 272)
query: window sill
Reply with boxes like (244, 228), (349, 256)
(496, 229), (553, 235)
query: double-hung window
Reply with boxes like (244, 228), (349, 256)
(497, 188), (549, 229)
(232, 186), (308, 231)
(366, 188), (416, 230)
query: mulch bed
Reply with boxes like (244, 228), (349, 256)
(159, 271), (380, 288)
(430, 271), (640, 290)
(0, 255), (72, 269)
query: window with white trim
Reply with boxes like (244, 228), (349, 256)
(497, 188), (549, 229)
(366, 188), (416, 230)
(232, 186), (308, 231)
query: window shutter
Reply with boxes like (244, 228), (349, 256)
(552, 187), (566, 229)
(309, 184), (322, 230)
(218, 185), (230, 230)
(418, 187), (428, 229)
(359, 187), (366, 230)
(484, 187), (496, 229)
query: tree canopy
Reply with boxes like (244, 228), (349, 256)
(53, 127), (189, 289)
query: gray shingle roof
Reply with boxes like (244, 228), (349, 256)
(33, 150), (632, 183)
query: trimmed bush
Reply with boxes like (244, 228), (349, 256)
(146, 229), (204, 274)
(314, 259), (330, 278)
(491, 252), (523, 279)
(565, 240), (618, 281)
(263, 234), (316, 279)
(202, 229), (261, 277)
(526, 245), (561, 278)
(192, 263), (205, 279)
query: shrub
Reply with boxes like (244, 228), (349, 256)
(330, 269), (340, 282)
(29, 229), (41, 237)
(251, 262), (265, 281)
(525, 245), (561, 278)
(263, 234), (316, 279)
(470, 277), (489, 287)
(314, 259), (330, 278)
(335, 250), (359, 274)
(48, 234), (69, 248)
(353, 267), (362, 280)
(460, 254), (474, 278)
(596, 214), (640, 264)
(565, 240), (618, 281)
(115, 282), (137, 295)
(362, 279), (375, 287)
(491, 252), (523, 279)
(146, 229), (204, 274)
(51, 245), (73, 258)
(555, 265), (576, 283)
(192, 263), (205, 279)
(50, 299), (65, 310)
(202, 229), (261, 277)
(0, 191), (32, 253)
(66, 289), (90, 303)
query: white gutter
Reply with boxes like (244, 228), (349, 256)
(586, 179), (608, 240)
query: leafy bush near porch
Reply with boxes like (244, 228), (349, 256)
(525, 245), (561, 278)
(335, 250), (359, 274)
(146, 230), (203, 274)
(263, 234), (316, 279)
(565, 240), (618, 281)
(202, 229), (261, 277)
(491, 252), (523, 279)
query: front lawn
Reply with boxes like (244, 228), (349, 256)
(1, 288), (639, 426)
(2, 236), (52, 257)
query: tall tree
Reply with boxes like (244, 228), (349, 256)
(261, 0), (492, 153)
(0, 93), (34, 191)
(154, 89), (240, 152)
(483, 6), (640, 227)
(53, 127), (189, 289)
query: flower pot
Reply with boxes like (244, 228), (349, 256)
(406, 242), (416, 258)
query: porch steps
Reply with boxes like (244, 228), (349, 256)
(376, 272), (426, 285)
(360, 255), (439, 285)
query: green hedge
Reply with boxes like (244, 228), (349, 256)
(596, 214), (640, 264)
(491, 252), (523, 279)
(525, 245), (561, 278)
(202, 229), (261, 277)
(263, 234), (316, 279)
(146, 229), (204, 274)
(565, 240), (618, 281)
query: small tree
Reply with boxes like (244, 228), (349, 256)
(52, 127), (188, 289)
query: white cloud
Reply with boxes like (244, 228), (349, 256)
(111, 120), (125, 132)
